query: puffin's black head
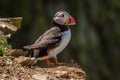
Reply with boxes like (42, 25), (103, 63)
(53, 11), (76, 26)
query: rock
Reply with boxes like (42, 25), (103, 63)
(19, 57), (37, 66)
(0, 17), (22, 38)
(0, 56), (86, 80)
(0, 17), (22, 29)
(32, 74), (49, 80)
(7, 49), (28, 57)
(6, 58), (13, 65)
(0, 21), (17, 35)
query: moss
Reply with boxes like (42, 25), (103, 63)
(0, 35), (11, 56)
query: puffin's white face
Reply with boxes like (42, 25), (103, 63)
(53, 11), (76, 26)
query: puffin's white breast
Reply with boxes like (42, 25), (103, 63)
(49, 28), (71, 57)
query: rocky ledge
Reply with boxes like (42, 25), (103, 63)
(0, 56), (86, 80)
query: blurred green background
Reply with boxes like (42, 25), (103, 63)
(0, 0), (120, 80)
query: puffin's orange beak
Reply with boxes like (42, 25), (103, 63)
(65, 16), (76, 25)
(70, 16), (76, 25)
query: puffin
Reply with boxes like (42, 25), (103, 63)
(23, 11), (76, 66)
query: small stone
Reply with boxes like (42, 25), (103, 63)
(6, 59), (13, 64)
(55, 71), (67, 74)
(32, 74), (48, 80)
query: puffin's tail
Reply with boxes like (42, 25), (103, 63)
(23, 45), (34, 58)
(23, 45), (34, 50)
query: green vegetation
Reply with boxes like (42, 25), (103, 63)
(0, 35), (11, 56)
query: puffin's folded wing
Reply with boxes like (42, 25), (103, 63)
(23, 27), (62, 50)
(23, 43), (41, 50)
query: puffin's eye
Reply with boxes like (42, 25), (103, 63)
(58, 13), (64, 17)
(61, 14), (64, 17)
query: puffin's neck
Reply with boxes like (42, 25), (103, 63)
(52, 21), (69, 32)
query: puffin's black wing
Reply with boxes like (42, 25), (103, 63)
(23, 27), (62, 50)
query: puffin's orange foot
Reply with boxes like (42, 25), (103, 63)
(46, 58), (51, 66)
(46, 58), (59, 66)
(54, 58), (58, 65)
